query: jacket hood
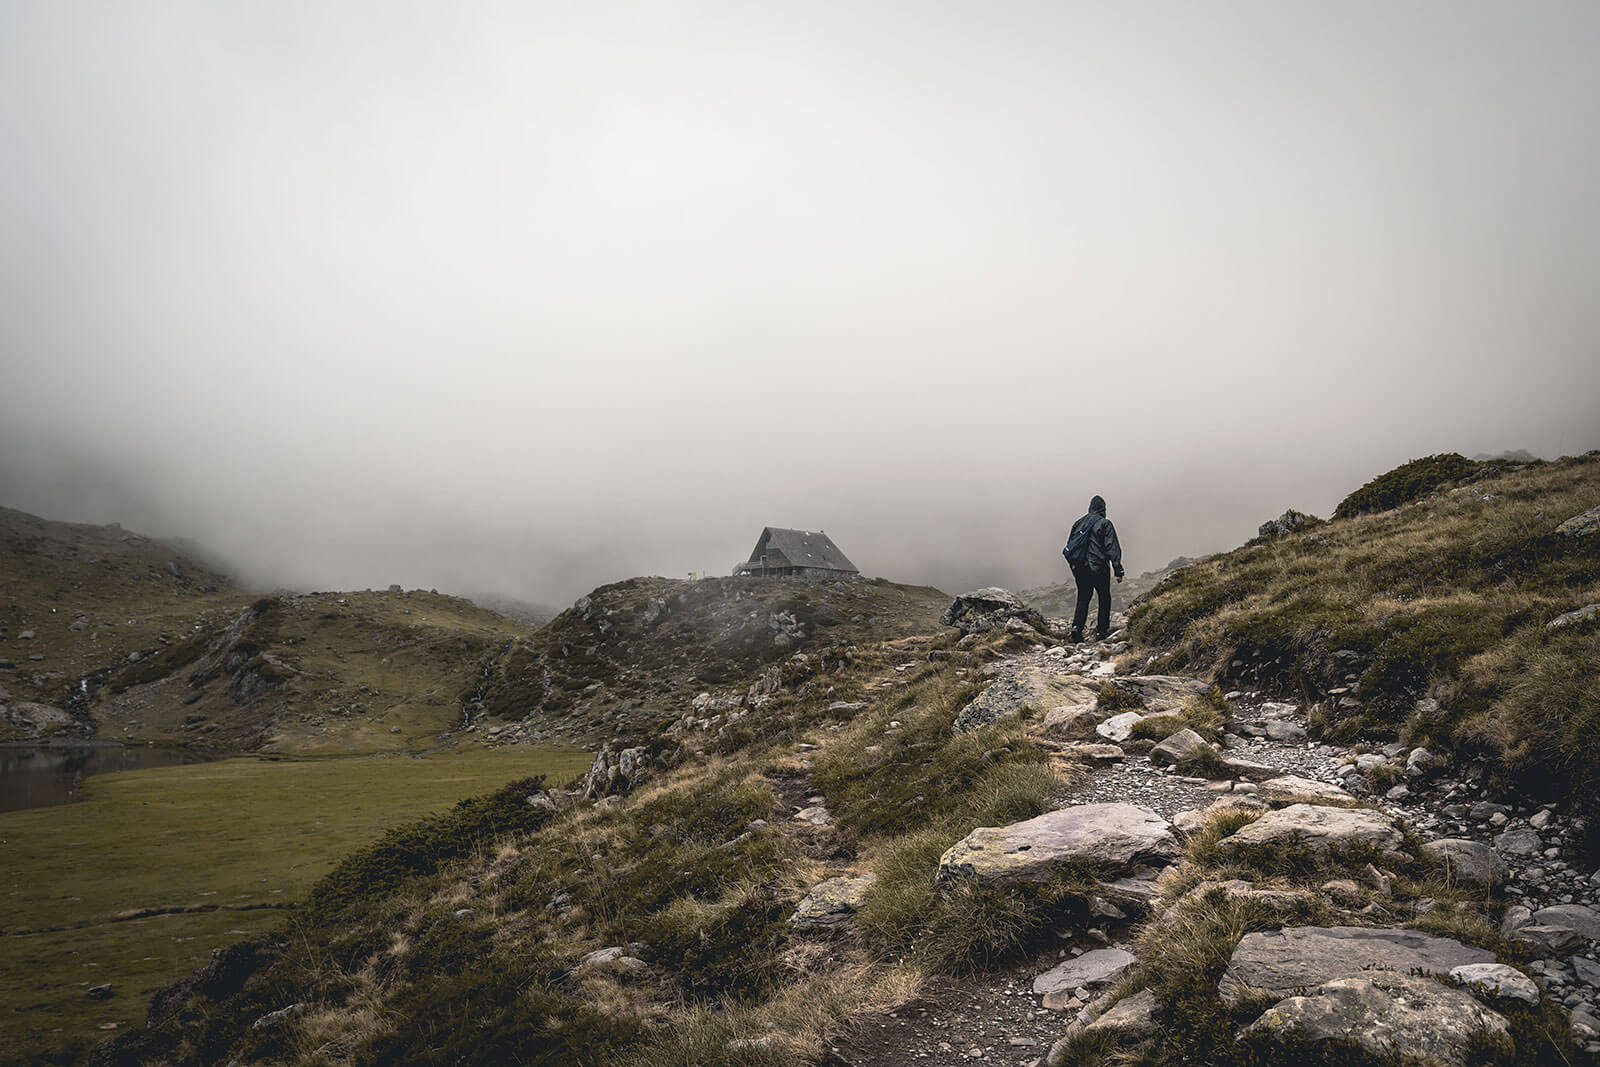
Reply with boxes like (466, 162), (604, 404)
(1089, 495), (1106, 516)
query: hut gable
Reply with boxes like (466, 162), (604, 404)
(737, 527), (859, 578)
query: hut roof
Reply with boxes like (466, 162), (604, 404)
(748, 527), (858, 573)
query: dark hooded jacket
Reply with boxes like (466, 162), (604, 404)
(1068, 496), (1124, 577)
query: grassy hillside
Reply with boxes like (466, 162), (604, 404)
(0, 507), (244, 736)
(477, 575), (950, 744)
(1129, 452), (1600, 826)
(0, 506), (543, 754)
(96, 589), (529, 754)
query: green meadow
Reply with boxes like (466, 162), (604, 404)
(0, 745), (591, 1065)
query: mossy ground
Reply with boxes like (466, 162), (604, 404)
(0, 745), (590, 1065)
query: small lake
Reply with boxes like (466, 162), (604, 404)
(0, 744), (227, 813)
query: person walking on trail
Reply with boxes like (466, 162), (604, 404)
(1062, 494), (1124, 643)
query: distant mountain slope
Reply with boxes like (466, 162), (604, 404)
(0, 507), (246, 737)
(479, 575), (950, 743)
(0, 506), (534, 752)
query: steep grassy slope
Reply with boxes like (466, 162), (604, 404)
(478, 575), (950, 743)
(1129, 452), (1600, 821)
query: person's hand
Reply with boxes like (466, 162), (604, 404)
(1115, 575), (1123, 584)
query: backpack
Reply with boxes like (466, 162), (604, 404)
(1062, 517), (1098, 568)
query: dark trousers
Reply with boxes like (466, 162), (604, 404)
(1071, 563), (1112, 638)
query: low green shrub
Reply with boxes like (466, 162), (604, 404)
(303, 776), (551, 922)
(1333, 452), (1482, 519)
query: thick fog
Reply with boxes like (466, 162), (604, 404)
(2, 2), (1597, 608)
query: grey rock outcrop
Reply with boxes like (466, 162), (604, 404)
(790, 875), (875, 930)
(1217, 926), (1492, 1004)
(1547, 603), (1600, 631)
(1421, 838), (1507, 891)
(1040, 703), (1101, 739)
(1256, 509), (1322, 541)
(941, 588), (1046, 636)
(1214, 804), (1402, 857)
(953, 669), (1096, 733)
(1147, 728), (1213, 767)
(1449, 963), (1540, 1005)
(1241, 971), (1509, 1066)
(1095, 711), (1146, 743)
(1510, 924), (1586, 956)
(582, 743), (649, 798)
(938, 803), (1177, 884)
(1033, 947), (1136, 1009)
(1531, 903), (1600, 940)
(1556, 505), (1600, 539)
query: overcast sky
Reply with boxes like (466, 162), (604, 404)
(2, 2), (1597, 607)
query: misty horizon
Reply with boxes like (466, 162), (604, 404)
(4, 3), (1597, 608)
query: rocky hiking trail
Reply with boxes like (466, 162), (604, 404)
(785, 604), (1600, 1066)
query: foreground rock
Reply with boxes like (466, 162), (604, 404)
(953, 669), (1096, 733)
(1215, 803), (1402, 857)
(789, 874), (875, 930)
(1256, 775), (1351, 804)
(1422, 838), (1507, 891)
(1242, 971), (1509, 1066)
(938, 803), (1177, 884)
(1449, 963), (1540, 1005)
(1218, 926), (1493, 1004)
(1533, 903), (1600, 940)
(582, 743), (648, 798)
(1033, 948), (1136, 1009)
(1556, 505), (1600, 539)
(1147, 728), (1214, 767)
(941, 588), (1045, 636)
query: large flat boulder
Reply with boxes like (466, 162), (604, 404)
(1033, 947), (1136, 1009)
(1241, 971), (1509, 1067)
(1532, 903), (1600, 940)
(1215, 803), (1402, 856)
(954, 669), (1097, 733)
(938, 803), (1178, 884)
(1218, 926), (1493, 1004)
(1256, 775), (1351, 804)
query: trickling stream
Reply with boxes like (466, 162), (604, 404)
(459, 639), (514, 731)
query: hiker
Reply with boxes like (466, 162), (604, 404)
(1062, 494), (1124, 642)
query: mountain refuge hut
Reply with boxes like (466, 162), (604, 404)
(733, 527), (860, 580)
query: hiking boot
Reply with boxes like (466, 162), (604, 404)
(1094, 631), (1110, 642)
(1069, 629), (1084, 643)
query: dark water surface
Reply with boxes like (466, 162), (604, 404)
(0, 744), (226, 812)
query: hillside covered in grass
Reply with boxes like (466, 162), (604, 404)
(1129, 451), (1600, 839)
